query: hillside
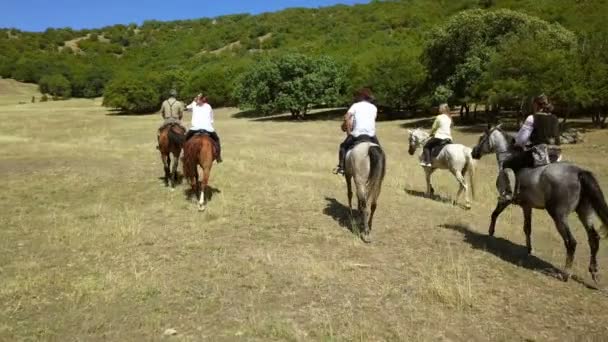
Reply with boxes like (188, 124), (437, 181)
(0, 0), (606, 113)
(0, 78), (42, 105)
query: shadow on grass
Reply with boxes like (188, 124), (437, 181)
(440, 223), (601, 289)
(323, 197), (357, 234)
(404, 187), (470, 210)
(183, 186), (221, 202)
(157, 173), (184, 187)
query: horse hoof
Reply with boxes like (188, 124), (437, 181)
(198, 205), (206, 212)
(360, 234), (372, 244)
(465, 203), (472, 210)
(591, 272), (600, 285)
(561, 273), (570, 282)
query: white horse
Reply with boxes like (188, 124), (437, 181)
(407, 128), (476, 208)
(344, 142), (386, 243)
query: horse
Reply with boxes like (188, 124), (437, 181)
(182, 134), (217, 211)
(158, 123), (186, 189)
(472, 125), (608, 282)
(407, 129), (476, 209)
(344, 142), (386, 243)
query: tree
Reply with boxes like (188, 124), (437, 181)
(102, 75), (160, 113)
(39, 74), (72, 98)
(366, 51), (425, 111)
(235, 54), (347, 119)
(422, 9), (576, 116)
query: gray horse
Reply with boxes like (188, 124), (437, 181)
(472, 126), (608, 282)
(344, 142), (386, 243)
(408, 129), (476, 208)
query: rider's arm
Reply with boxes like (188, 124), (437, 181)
(185, 101), (195, 111)
(515, 115), (534, 147)
(343, 112), (353, 135)
(430, 115), (440, 136)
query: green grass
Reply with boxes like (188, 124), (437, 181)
(1, 79), (608, 341)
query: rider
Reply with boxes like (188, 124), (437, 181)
(333, 88), (380, 175)
(185, 94), (223, 163)
(157, 89), (185, 149)
(497, 94), (560, 202)
(421, 103), (453, 167)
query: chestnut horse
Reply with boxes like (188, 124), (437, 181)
(182, 134), (217, 211)
(158, 123), (186, 189)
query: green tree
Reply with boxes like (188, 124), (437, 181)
(102, 75), (160, 113)
(366, 51), (425, 111)
(39, 74), (72, 98)
(422, 9), (576, 116)
(236, 54), (346, 119)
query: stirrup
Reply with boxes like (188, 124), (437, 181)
(333, 166), (344, 175)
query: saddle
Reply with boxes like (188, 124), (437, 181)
(187, 130), (219, 158)
(430, 140), (452, 159)
(530, 144), (562, 167)
(159, 119), (185, 132)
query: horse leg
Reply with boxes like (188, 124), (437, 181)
(425, 167), (435, 197)
(522, 206), (533, 254)
(171, 151), (180, 189)
(368, 202), (377, 233)
(489, 200), (510, 236)
(450, 167), (469, 208)
(359, 197), (371, 243)
(548, 208), (577, 281)
(162, 154), (170, 187)
(198, 165), (210, 211)
(576, 201), (600, 283)
(346, 174), (353, 215)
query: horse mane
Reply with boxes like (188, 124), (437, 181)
(494, 127), (516, 145)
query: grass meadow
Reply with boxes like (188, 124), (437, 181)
(1, 79), (607, 341)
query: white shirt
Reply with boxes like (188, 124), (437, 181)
(432, 114), (452, 140)
(348, 101), (377, 137)
(187, 101), (215, 132)
(515, 115), (534, 147)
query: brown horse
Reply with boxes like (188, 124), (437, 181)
(182, 134), (217, 211)
(158, 123), (186, 189)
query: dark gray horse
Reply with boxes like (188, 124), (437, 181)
(471, 125), (608, 282)
(345, 142), (386, 243)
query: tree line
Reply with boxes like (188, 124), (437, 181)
(0, 1), (606, 125)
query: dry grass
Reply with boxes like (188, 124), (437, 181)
(1, 79), (608, 340)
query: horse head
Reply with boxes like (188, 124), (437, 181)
(407, 128), (428, 155)
(472, 123), (508, 159)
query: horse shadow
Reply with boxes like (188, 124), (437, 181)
(323, 197), (358, 234)
(404, 187), (470, 210)
(158, 173), (184, 186)
(183, 186), (221, 202)
(440, 223), (600, 289)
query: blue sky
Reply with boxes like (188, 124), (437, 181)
(1, 0), (370, 32)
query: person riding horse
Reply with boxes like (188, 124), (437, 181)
(185, 94), (222, 163)
(333, 88), (380, 175)
(157, 89), (186, 149)
(498, 94), (561, 202)
(421, 103), (452, 167)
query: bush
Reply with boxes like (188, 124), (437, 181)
(102, 75), (160, 113)
(38, 74), (71, 98)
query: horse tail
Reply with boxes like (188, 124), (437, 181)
(367, 145), (386, 202)
(579, 170), (608, 236)
(465, 150), (476, 200)
(182, 137), (202, 180)
(168, 127), (185, 147)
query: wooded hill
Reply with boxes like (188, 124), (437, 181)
(1, 0), (607, 122)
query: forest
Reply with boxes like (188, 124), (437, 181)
(1, 0), (607, 124)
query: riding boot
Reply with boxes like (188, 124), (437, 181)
(156, 132), (160, 150)
(334, 147), (346, 175)
(497, 168), (515, 202)
(421, 148), (431, 167)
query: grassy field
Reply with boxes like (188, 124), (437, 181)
(1, 80), (608, 341)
